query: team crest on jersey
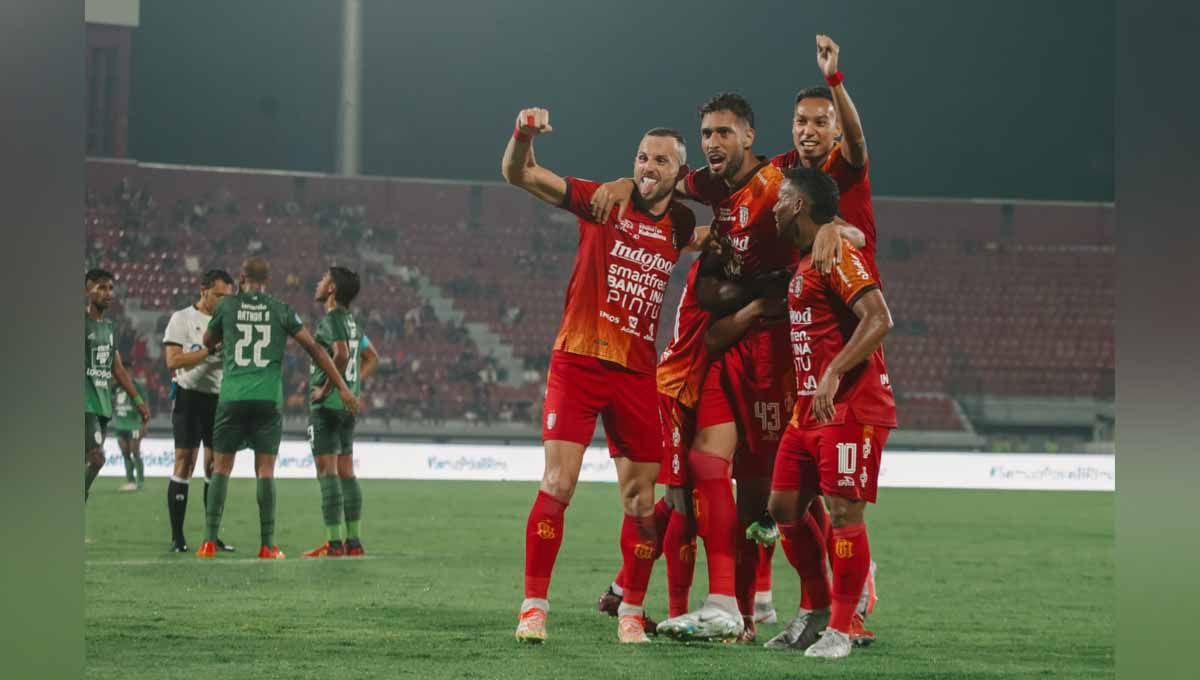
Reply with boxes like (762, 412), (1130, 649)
(92, 344), (111, 366)
(546, 412), (557, 430)
(738, 206), (750, 225)
(789, 274), (804, 296)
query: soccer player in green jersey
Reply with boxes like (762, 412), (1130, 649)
(85, 269), (150, 502)
(112, 378), (149, 492)
(197, 257), (359, 559)
(302, 267), (380, 558)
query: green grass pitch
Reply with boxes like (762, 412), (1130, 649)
(85, 477), (1113, 679)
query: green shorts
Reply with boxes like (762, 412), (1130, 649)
(309, 408), (356, 456)
(85, 413), (109, 452)
(114, 425), (141, 442)
(212, 400), (283, 455)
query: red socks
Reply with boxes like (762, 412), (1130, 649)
(663, 509), (697, 617)
(778, 515), (832, 611)
(828, 522), (871, 633)
(756, 542), (775, 593)
(524, 490), (568, 599)
(690, 451), (738, 598)
(735, 532), (760, 616)
(619, 513), (659, 607)
(611, 497), (673, 594)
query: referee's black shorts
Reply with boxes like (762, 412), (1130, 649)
(172, 387), (219, 450)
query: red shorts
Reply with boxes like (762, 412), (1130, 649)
(771, 412), (891, 503)
(657, 394), (696, 487)
(695, 323), (794, 480)
(542, 350), (665, 463)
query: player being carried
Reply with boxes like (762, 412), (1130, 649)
(767, 166), (896, 659)
(587, 92), (854, 643)
(85, 268), (150, 503)
(197, 257), (359, 560)
(501, 107), (697, 644)
(589, 35), (878, 643)
(302, 266), (379, 558)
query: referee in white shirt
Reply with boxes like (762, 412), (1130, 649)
(162, 269), (236, 552)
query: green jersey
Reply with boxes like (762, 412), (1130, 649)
(84, 313), (116, 418)
(309, 306), (362, 412)
(207, 291), (303, 404)
(112, 379), (147, 430)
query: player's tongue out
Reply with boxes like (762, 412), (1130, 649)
(638, 175), (659, 195)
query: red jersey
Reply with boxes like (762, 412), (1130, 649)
(552, 177), (696, 375)
(656, 259), (711, 408)
(685, 160), (799, 280)
(772, 145), (877, 279)
(787, 238), (896, 429)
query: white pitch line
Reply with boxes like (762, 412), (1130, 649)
(86, 556), (383, 566)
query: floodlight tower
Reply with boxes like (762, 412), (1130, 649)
(336, 0), (362, 176)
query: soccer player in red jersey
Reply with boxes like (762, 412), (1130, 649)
(754, 34), (883, 641)
(767, 166), (896, 659)
(588, 92), (863, 642)
(501, 107), (696, 644)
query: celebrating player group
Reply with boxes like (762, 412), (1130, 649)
(503, 35), (896, 660)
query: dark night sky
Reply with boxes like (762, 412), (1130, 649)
(130, 0), (1113, 201)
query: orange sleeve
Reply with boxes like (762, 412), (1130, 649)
(828, 239), (879, 308)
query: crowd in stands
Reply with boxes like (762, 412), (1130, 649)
(85, 159), (1114, 438)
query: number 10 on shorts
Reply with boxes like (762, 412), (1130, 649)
(836, 442), (857, 474)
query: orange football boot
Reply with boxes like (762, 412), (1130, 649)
(257, 545), (286, 560)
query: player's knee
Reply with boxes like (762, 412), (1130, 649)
(767, 493), (793, 522)
(826, 499), (864, 528)
(619, 482), (655, 516)
(540, 469), (577, 501)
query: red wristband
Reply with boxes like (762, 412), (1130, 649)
(825, 71), (844, 87)
(513, 126), (531, 142)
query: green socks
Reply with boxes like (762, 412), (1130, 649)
(257, 477), (277, 547)
(204, 473), (230, 542)
(122, 455), (135, 483)
(319, 475), (343, 542)
(342, 477), (363, 540)
(135, 457), (144, 488)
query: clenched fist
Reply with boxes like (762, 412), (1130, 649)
(516, 107), (554, 137)
(816, 34), (840, 78)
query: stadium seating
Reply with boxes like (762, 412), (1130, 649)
(85, 159), (1114, 428)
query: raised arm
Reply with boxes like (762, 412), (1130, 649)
(810, 288), (892, 423)
(500, 107), (568, 206)
(817, 34), (868, 168)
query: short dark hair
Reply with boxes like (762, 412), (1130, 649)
(644, 127), (687, 165)
(201, 269), (234, 289)
(784, 166), (840, 224)
(85, 268), (113, 285)
(242, 257), (270, 284)
(329, 266), (361, 307)
(699, 92), (755, 129)
(794, 86), (834, 106)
